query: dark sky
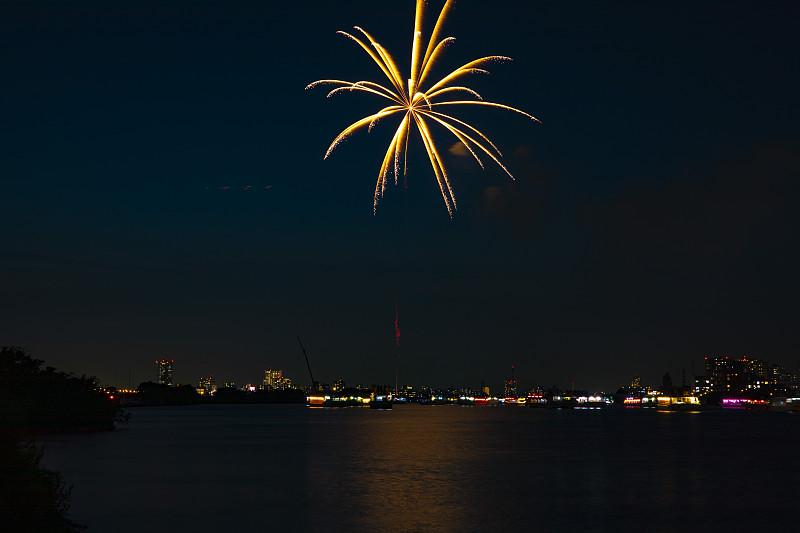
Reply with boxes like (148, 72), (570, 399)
(2, 0), (798, 392)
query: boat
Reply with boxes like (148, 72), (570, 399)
(721, 397), (769, 410)
(503, 396), (526, 406)
(657, 395), (702, 411)
(369, 393), (393, 409)
(623, 396), (657, 408)
(474, 395), (499, 406)
(547, 395), (577, 409)
(575, 395), (611, 409)
(769, 397), (800, 412)
(526, 392), (548, 408)
(307, 394), (331, 407)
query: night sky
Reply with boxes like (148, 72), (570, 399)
(2, 0), (798, 392)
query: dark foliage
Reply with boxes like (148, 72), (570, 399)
(0, 431), (84, 532)
(210, 386), (247, 403)
(0, 347), (124, 433)
(0, 346), (125, 532)
(136, 381), (202, 405)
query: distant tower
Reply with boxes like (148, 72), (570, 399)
(630, 375), (641, 388)
(503, 365), (518, 397)
(156, 359), (173, 385)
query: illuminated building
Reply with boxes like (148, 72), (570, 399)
(748, 359), (770, 383)
(706, 355), (782, 393)
(264, 369), (292, 390)
(771, 364), (799, 388)
(263, 369), (281, 390)
(693, 375), (713, 396)
(198, 375), (215, 395)
(156, 359), (173, 385)
(332, 379), (345, 392)
(399, 385), (417, 401)
(705, 356), (734, 392)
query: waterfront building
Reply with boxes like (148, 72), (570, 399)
(771, 364), (799, 389)
(705, 355), (792, 393)
(705, 356), (734, 392)
(156, 359), (173, 385)
(198, 375), (215, 395)
(693, 375), (713, 396)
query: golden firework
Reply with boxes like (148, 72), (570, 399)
(306, 0), (539, 216)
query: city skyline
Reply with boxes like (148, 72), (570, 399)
(2, 0), (798, 393)
(112, 351), (799, 396)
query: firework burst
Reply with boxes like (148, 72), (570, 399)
(306, 0), (539, 217)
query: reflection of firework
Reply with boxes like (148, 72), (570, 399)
(307, 0), (539, 216)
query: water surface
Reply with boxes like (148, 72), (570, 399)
(42, 404), (799, 532)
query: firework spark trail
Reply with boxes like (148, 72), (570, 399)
(306, 0), (539, 217)
(395, 300), (401, 353)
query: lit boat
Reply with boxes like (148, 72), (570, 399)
(548, 395), (578, 409)
(575, 395), (611, 409)
(623, 396), (658, 408)
(474, 396), (499, 406)
(721, 398), (769, 410)
(369, 393), (393, 409)
(657, 395), (702, 411)
(526, 392), (547, 407)
(503, 396), (526, 405)
(307, 393), (368, 407)
(307, 394), (331, 407)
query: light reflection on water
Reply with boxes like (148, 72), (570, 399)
(41, 405), (799, 532)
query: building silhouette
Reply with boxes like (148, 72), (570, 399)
(705, 355), (793, 393)
(156, 359), (173, 385)
(503, 366), (518, 397)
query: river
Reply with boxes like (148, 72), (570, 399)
(41, 404), (799, 532)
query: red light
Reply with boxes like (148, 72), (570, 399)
(109, 395), (114, 400)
